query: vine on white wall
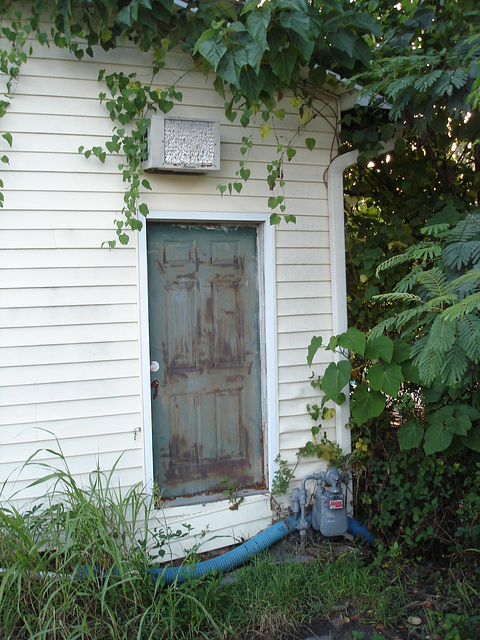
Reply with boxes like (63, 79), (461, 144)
(0, 0), (381, 244)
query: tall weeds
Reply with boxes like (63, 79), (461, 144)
(0, 449), (403, 640)
(0, 449), (199, 639)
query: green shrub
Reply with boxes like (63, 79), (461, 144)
(350, 415), (480, 557)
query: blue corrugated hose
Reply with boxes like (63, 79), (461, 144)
(150, 515), (373, 585)
(347, 516), (375, 545)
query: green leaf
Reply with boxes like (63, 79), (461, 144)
(365, 335), (394, 362)
(397, 420), (424, 450)
(412, 7), (435, 30)
(241, 0), (263, 14)
(401, 361), (421, 384)
(392, 339), (411, 363)
(269, 212), (281, 225)
(2, 132), (13, 147)
(307, 335), (323, 366)
(268, 195), (283, 209)
(462, 426), (480, 452)
(217, 50), (244, 86)
(279, 9), (311, 39)
(290, 96), (302, 109)
(224, 100), (237, 122)
(290, 30), (315, 62)
(277, 0), (309, 10)
(270, 46), (297, 83)
(351, 11), (382, 37)
(454, 404), (480, 422)
(259, 122), (271, 139)
(337, 327), (366, 355)
(138, 203), (149, 217)
(239, 67), (264, 103)
(350, 385), (385, 425)
(328, 28), (357, 55)
(246, 9), (270, 48)
(198, 36), (228, 72)
(424, 423), (453, 455)
(320, 360), (351, 405)
(353, 37), (372, 67)
(305, 138), (316, 151)
(368, 362), (403, 397)
(326, 335), (339, 351)
(322, 406), (336, 421)
(448, 414), (470, 436)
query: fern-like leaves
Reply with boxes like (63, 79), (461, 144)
(373, 211), (480, 387)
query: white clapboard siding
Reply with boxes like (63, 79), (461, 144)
(0, 395), (140, 427)
(278, 364), (315, 384)
(153, 494), (274, 560)
(0, 267), (137, 288)
(0, 212), (138, 231)
(1, 36), (341, 556)
(277, 264), (331, 282)
(2, 412), (141, 445)
(0, 341), (140, 368)
(2, 171), (327, 201)
(0, 323), (138, 348)
(277, 313), (332, 333)
(0, 358), (138, 387)
(0, 248), (136, 268)
(0, 376), (140, 407)
(278, 329), (333, 352)
(0, 304), (137, 328)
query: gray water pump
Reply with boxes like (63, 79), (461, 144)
(311, 467), (349, 537)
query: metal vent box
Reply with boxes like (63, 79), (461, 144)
(143, 116), (220, 172)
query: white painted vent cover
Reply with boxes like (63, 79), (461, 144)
(143, 116), (220, 172)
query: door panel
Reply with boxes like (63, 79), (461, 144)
(147, 223), (264, 498)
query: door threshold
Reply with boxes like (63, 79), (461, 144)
(155, 488), (268, 509)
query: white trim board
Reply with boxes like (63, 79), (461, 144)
(138, 211), (278, 502)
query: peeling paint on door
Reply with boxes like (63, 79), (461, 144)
(147, 224), (264, 498)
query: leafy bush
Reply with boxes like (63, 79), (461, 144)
(349, 423), (480, 556)
(306, 322), (480, 557)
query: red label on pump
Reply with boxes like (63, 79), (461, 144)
(329, 499), (343, 510)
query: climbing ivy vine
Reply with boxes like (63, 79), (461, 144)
(0, 0), (382, 244)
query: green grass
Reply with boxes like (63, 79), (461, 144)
(1, 449), (478, 639)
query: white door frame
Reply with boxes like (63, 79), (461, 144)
(138, 211), (278, 498)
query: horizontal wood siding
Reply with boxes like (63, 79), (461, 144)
(0, 39), (339, 552)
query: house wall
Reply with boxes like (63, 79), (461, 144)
(0, 39), (340, 557)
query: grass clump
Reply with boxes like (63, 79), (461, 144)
(225, 550), (402, 637)
(0, 449), (426, 640)
(0, 450), (194, 639)
(0, 448), (404, 640)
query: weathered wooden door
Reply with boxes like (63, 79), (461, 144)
(147, 223), (264, 498)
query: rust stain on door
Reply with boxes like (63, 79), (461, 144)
(147, 224), (264, 498)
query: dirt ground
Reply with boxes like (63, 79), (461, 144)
(296, 617), (411, 640)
